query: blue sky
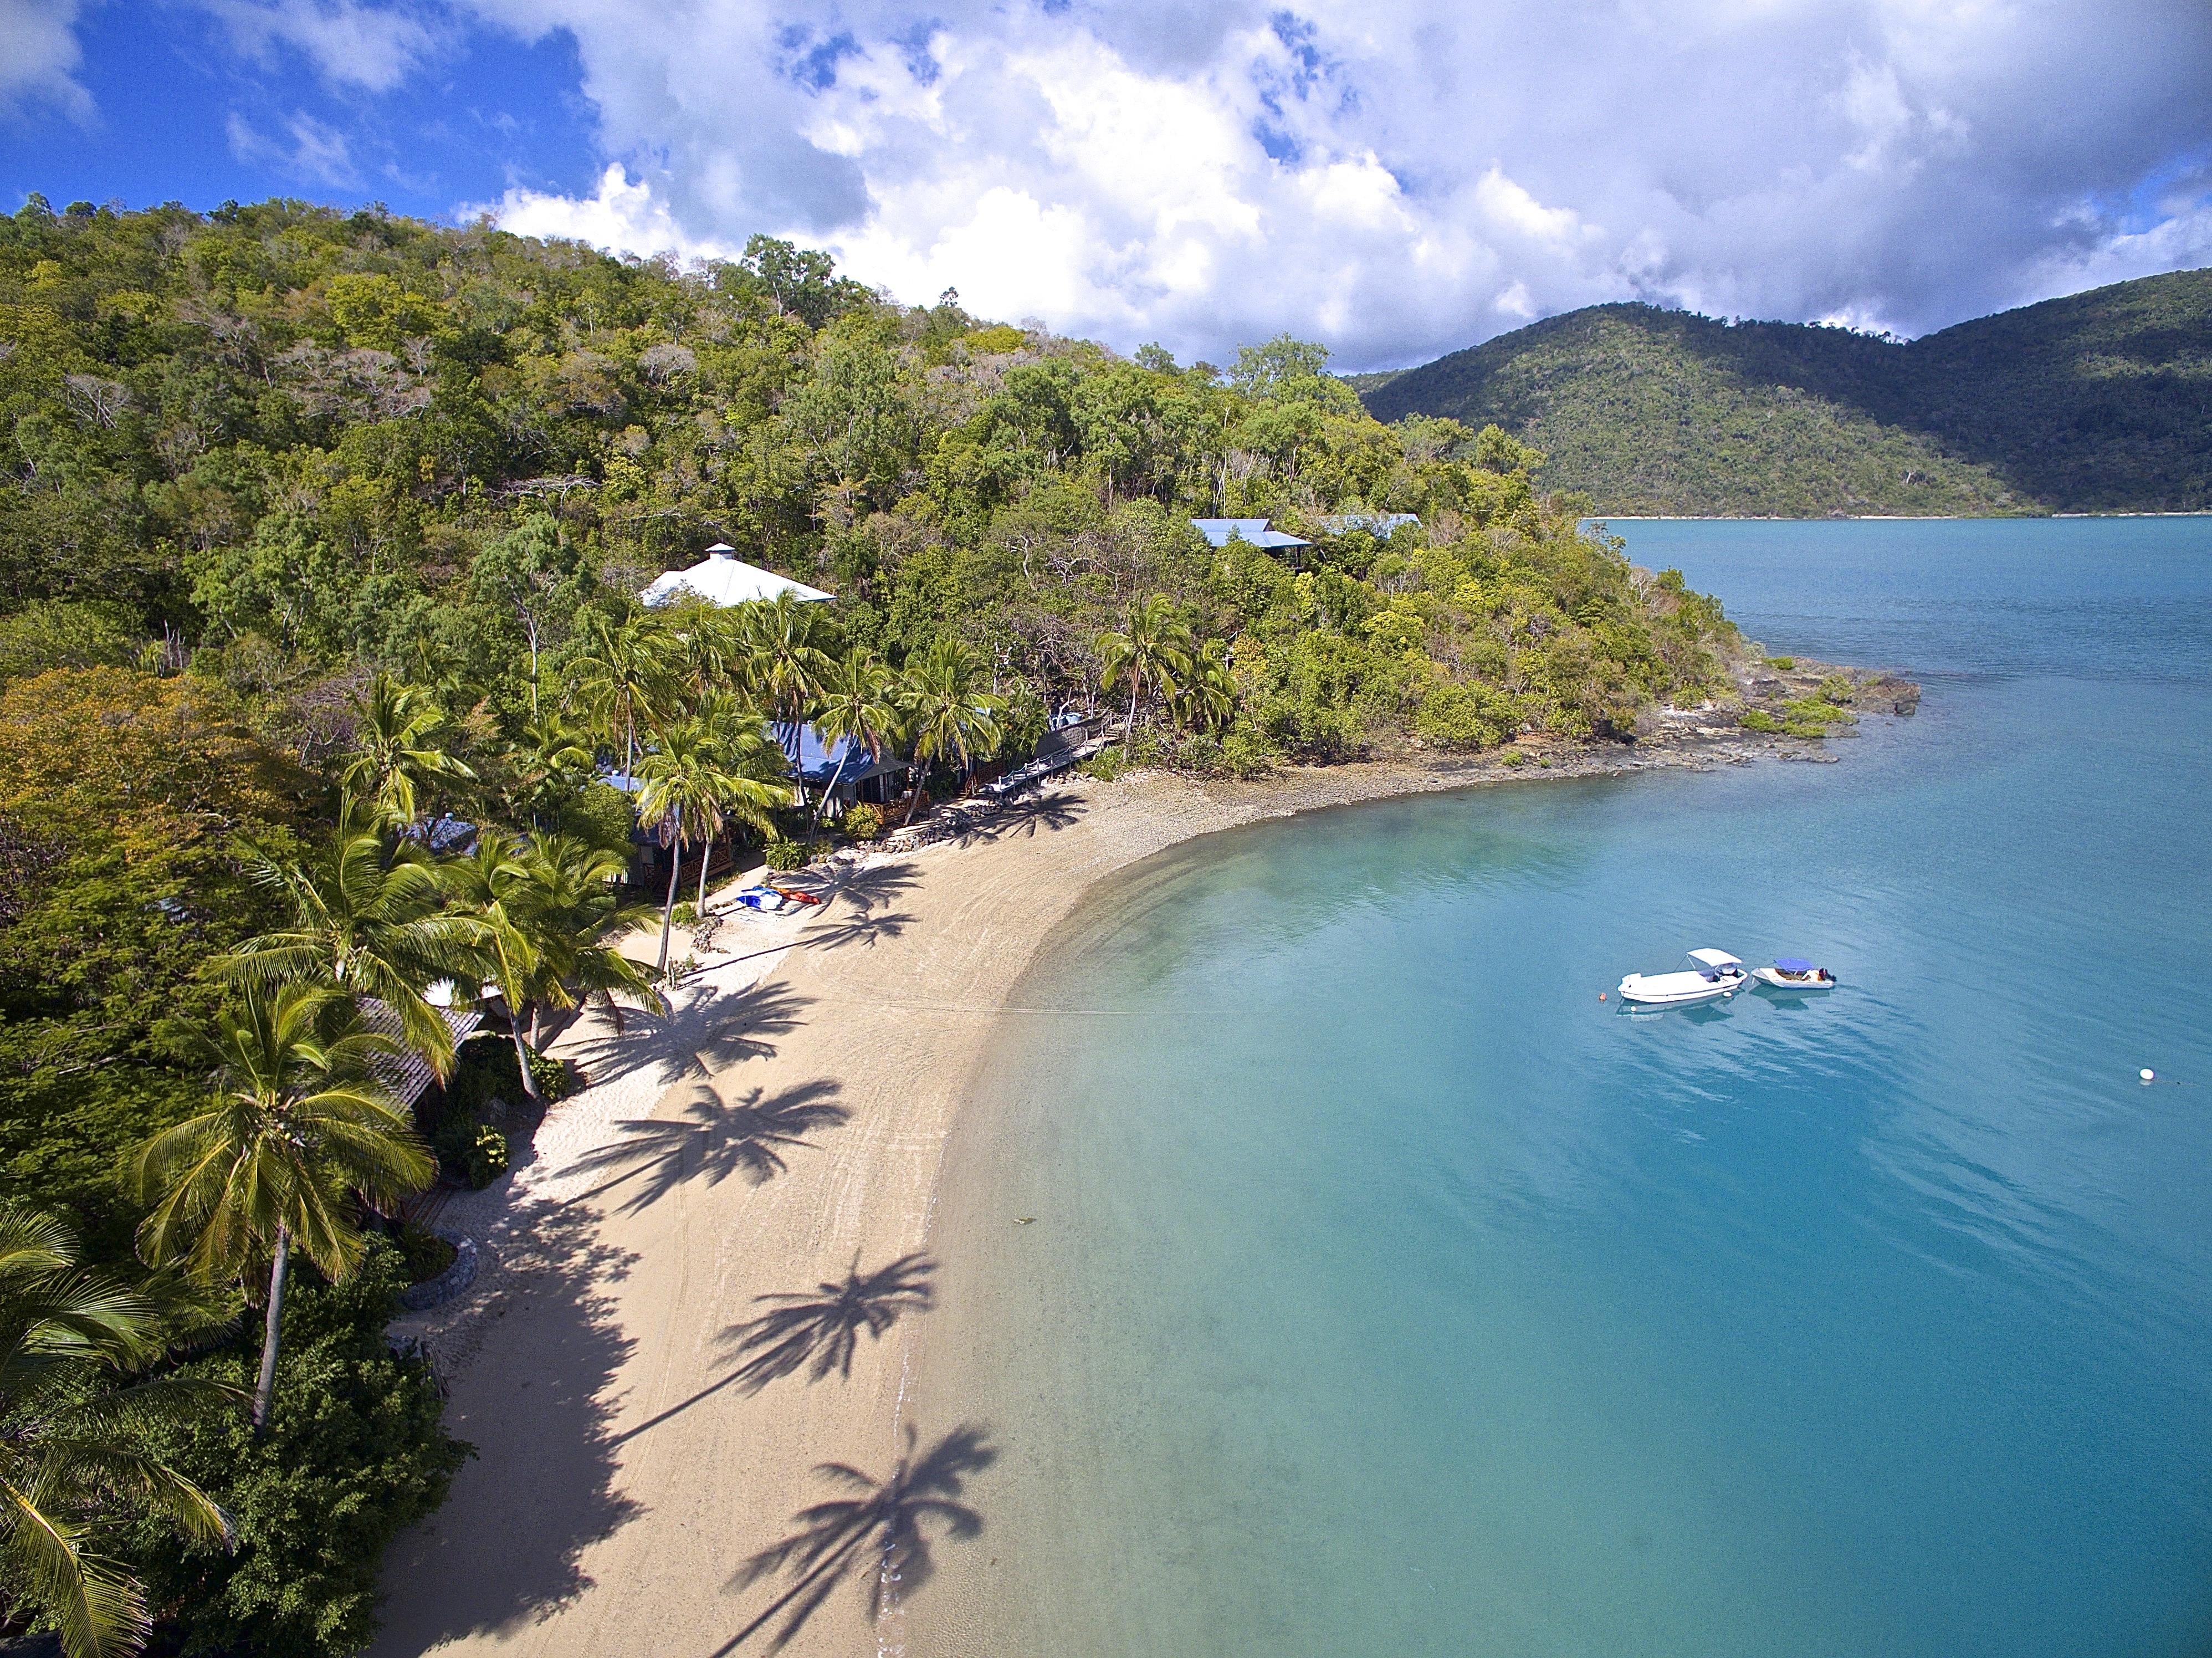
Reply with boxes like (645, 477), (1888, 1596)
(2, 3), (597, 219)
(4, 0), (2209, 370)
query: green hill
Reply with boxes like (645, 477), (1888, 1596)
(1360, 270), (2212, 515)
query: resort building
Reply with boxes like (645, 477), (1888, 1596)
(778, 724), (914, 811)
(1190, 518), (1310, 555)
(639, 544), (834, 608)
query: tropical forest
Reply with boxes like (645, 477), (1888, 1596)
(0, 193), (1740, 1656)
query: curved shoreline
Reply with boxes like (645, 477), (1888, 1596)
(366, 734), (1872, 1658)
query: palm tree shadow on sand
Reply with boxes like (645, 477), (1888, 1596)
(562, 1079), (848, 1214)
(714, 1424), (996, 1655)
(557, 979), (814, 1093)
(724, 1252), (935, 1388)
(610, 1255), (936, 1447)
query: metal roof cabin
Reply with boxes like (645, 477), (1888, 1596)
(1191, 518), (1310, 552)
(640, 544), (833, 608)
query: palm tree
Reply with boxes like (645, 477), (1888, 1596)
(735, 593), (833, 800)
(443, 834), (664, 1098)
(222, 800), (480, 1076)
(688, 693), (792, 915)
(0, 1206), (236, 1658)
(506, 708), (594, 830)
(1098, 593), (1194, 745)
(336, 672), (477, 829)
(132, 984), (436, 1435)
(513, 833), (664, 1032)
(440, 839), (553, 1106)
(897, 639), (1005, 825)
(1174, 638), (1238, 733)
(636, 718), (790, 976)
(574, 611), (674, 781)
(666, 600), (746, 699)
(807, 649), (902, 830)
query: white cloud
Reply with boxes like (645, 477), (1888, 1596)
(227, 108), (361, 185)
(200, 0), (441, 93)
(418, 0), (2212, 362)
(487, 162), (740, 263)
(0, 0), (93, 121)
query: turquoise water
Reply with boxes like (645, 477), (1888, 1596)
(912, 518), (2212, 1658)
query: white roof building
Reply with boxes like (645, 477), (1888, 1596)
(639, 544), (833, 608)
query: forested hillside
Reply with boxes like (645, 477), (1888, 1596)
(0, 195), (1750, 1656)
(1361, 270), (2212, 515)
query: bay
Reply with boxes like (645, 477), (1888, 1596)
(912, 516), (2212, 1658)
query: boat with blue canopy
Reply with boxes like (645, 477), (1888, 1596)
(1752, 957), (1837, 989)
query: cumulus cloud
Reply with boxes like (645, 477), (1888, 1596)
(493, 162), (739, 261)
(450, 0), (2212, 365)
(0, 0), (93, 122)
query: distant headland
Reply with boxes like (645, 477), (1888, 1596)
(1355, 269), (2212, 519)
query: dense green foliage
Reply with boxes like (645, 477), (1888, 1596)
(126, 1242), (470, 1658)
(0, 193), (1735, 756)
(1363, 270), (2212, 515)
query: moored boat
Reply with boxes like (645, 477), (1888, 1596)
(1617, 948), (1748, 1006)
(1752, 958), (1837, 989)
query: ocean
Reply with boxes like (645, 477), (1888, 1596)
(908, 516), (2212, 1657)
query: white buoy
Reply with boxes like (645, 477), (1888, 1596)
(2141, 1068), (2157, 1084)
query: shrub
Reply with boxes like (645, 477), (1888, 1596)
(128, 1241), (473, 1658)
(839, 802), (883, 841)
(1501, 749), (1528, 767)
(670, 899), (697, 926)
(1078, 745), (1128, 781)
(395, 1223), (457, 1284)
(1816, 674), (1855, 705)
(1739, 709), (1784, 733)
(1171, 732), (1224, 774)
(463, 1125), (509, 1189)
(441, 1036), (571, 1124)
(1221, 726), (1276, 779)
(1414, 682), (1513, 750)
(1765, 656), (1796, 671)
(764, 838), (807, 872)
(1125, 728), (1172, 767)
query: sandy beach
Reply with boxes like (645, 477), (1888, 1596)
(365, 737), (1817, 1658)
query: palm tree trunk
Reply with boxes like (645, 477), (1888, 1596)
(510, 1007), (543, 1104)
(253, 1226), (291, 1436)
(812, 748), (853, 830)
(697, 829), (713, 914)
(1125, 676), (1140, 745)
(657, 837), (684, 976)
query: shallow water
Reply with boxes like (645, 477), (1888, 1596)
(911, 517), (2212, 1658)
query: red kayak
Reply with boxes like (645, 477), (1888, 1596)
(769, 887), (824, 906)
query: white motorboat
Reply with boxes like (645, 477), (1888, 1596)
(1617, 948), (1749, 1006)
(1751, 958), (1837, 989)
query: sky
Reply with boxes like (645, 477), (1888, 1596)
(2, 0), (2209, 370)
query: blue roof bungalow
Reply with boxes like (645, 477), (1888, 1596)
(1191, 517), (1310, 554)
(776, 724), (913, 810)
